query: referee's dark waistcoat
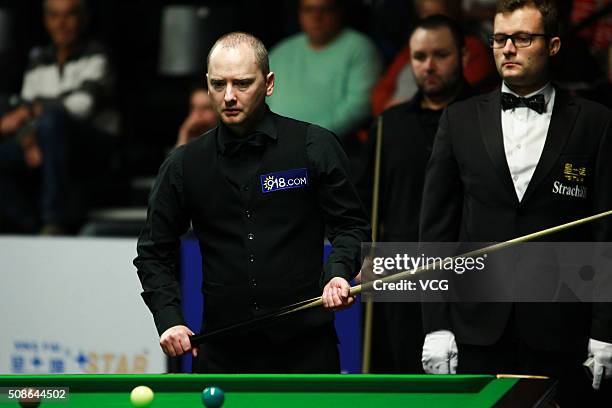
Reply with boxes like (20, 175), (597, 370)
(182, 115), (332, 341)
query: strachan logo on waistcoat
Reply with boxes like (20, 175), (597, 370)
(552, 181), (587, 199)
(260, 168), (309, 193)
(552, 161), (589, 199)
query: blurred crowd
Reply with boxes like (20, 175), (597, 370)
(0, 0), (610, 235)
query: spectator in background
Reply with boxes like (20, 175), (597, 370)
(176, 86), (218, 147)
(0, 0), (118, 234)
(570, 0), (612, 83)
(545, 0), (611, 107)
(268, 0), (381, 140)
(463, 0), (499, 33)
(571, 0), (611, 54)
(371, 0), (497, 116)
(357, 14), (473, 374)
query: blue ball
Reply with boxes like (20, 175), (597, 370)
(202, 386), (224, 408)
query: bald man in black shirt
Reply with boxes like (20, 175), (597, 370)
(134, 32), (370, 373)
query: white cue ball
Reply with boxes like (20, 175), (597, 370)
(130, 385), (154, 407)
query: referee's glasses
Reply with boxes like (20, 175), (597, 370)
(489, 32), (549, 48)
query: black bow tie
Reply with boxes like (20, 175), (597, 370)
(501, 92), (546, 114)
(222, 132), (269, 157)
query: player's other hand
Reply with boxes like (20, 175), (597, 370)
(322, 277), (355, 311)
(422, 330), (458, 374)
(159, 325), (199, 358)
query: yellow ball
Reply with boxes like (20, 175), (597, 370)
(130, 385), (154, 407)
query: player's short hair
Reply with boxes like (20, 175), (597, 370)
(207, 32), (270, 76)
(410, 14), (465, 53)
(496, 0), (559, 37)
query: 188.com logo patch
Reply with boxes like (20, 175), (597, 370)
(260, 168), (309, 193)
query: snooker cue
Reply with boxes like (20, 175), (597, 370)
(361, 116), (384, 373)
(190, 209), (612, 345)
(496, 374), (549, 379)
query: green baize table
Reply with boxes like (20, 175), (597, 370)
(0, 374), (557, 407)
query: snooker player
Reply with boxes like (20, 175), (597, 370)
(134, 32), (370, 373)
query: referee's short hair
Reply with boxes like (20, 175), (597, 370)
(496, 0), (559, 37)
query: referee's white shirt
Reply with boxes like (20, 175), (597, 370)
(501, 81), (555, 202)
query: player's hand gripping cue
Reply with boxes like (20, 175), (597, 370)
(160, 325), (199, 358)
(322, 277), (355, 311)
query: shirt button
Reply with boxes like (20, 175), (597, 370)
(245, 210), (251, 218)
(252, 302), (259, 311)
(517, 144), (521, 149)
(513, 175), (518, 181)
(250, 277), (257, 287)
(249, 254), (255, 262)
(248, 233), (254, 240)
(243, 185), (250, 191)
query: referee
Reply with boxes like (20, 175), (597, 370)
(134, 32), (370, 373)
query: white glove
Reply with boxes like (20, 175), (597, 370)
(588, 338), (612, 390)
(422, 330), (458, 374)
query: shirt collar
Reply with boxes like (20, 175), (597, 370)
(216, 106), (278, 154)
(501, 81), (554, 109)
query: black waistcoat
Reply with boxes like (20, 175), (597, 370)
(182, 114), (332, 340)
